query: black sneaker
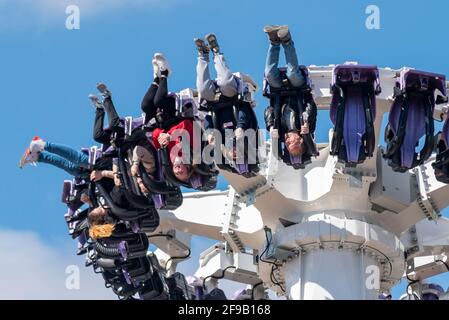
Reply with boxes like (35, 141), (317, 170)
(96, 82), (112, 98)
(205, 33), (220, 54)
(194, 38), (210, 57)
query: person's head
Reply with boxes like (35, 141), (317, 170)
(133, 146), (156, 175)
(88, 207), (115, 239)
(80, 192), (92, 205)
(285, 131), (304, 157)
(172, 156), (193, 182)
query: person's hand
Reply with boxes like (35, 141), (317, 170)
(90, 170), (103, 182)
(113, 174), (122, 187)
(207, 134), (215, 146)
(235, 128), (244, 140)
(221, 145), (236, 161)
(158, 133), (171, 147)
(130, 163), (139, 177)
(137, 179), (149, 194)
(300, 124), (309, 135)
(270, 128), (279, 139)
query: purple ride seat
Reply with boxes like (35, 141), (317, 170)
(124, 116), (145, 136)
(384, 69), (446, 172)
(330, 64), (380, 166)
(264, 66), (318, 170)
(81, 146), (103, 168)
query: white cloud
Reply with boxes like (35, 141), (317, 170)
(0, 229), (248, 300)
(0, 0), (176, 31)
(0, 228), (115, 299)
(0, 229), (279, 300)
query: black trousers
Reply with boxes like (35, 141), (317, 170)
(141, 76), (176, 127)
(93, 97), (124, 148)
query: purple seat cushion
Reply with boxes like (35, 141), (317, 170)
(189, 174), (202, 189)
(152, 194), (165, 210)
(388, 95), (426, 168)
(235, 163), (249, 174)
(330, 65), (378, 163)
(343, 86), (367, 163)
(290, 154), (302, 165)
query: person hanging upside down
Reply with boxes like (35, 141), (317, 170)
(87, 206), (115, 239)
(19, 137), (112, 177)
(20, 137), (91, 178)
(129, 145), (157, 194)
(90, 82), (126, 150)
(141, 53), (196, 183)
(195, 33), (258, 167)
(141, 52), (178, 130)
(263, 25), (317, 160)
(152, 118), (195, 183)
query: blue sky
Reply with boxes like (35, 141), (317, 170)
(1, 0), (449, 299)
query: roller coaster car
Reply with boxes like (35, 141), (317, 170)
(133, 143), (185, 210)
(384, 69), (447, 172)
(159, 147), (218, 191)
(70, 214), (89, 239)
(330, 64), (380, 167)
(94, 181), (159, 229)
(118, 256), (170, 300)
(61, 179), (89, 221)
(128, 208), (162, 234)
(102, 269), (141, 299)
(263, 66), (319, 169)
(200, 79), (260, 177)
(109, 120), (185, 210)
(202, 288), (228, 300)
(94, 232), (149, 261)
(433, 114), (449, 183)
(166, 272), (193, 300)
(120, 256), (158, 286)
(61, 179), (90, 238)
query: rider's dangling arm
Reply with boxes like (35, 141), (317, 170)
(304, 104), (317, 135)
(264, 106), (276, 130)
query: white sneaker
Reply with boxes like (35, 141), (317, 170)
(29, 136), (46, 153)
(19, 148), (38, 169)
(154, 53), (172, 77)
(88, 94), (103, 109)
(277, 25), (291, 44)
(152, 58), (160, 78)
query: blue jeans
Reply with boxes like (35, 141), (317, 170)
(38, 142), (89, 177)
(264, 42), (305, 88)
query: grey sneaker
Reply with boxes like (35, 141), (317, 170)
(277, 25), (292, 44)
(205, 33), (220, 54)
(263, 25), (281, 44)
(96, 82), (112, 98)
(194, 38), (210, 57)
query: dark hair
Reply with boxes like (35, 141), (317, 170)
(88, 207), (113, 226)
